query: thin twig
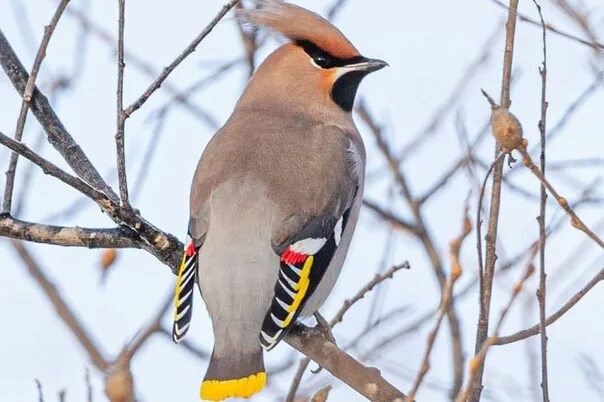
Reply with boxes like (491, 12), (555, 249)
(11, 240), (108, 371)
(471, 1), (519, 400)
(64, 5), (218, 128)
(518, 146), (604, 248)
(458, 256), (536, 402)
(0, 29), (118, 202)
(85, 367), (93, 402)
(496, 267), (604, 345)
(398, 24), (502, 160)
(476, 154), (506, 313)
(127, 292), (173, 356)
(2, 0), (70, 214)
(406, 206), (471, 402)
(285, 323), (409, 402)
(285, 262), (411, 402)
(358, 100), (465, 397)
(115, 0), (130, 207)
(0, 129), (183, 269)
(490, 0), (604, 50)
(0, 215), (140, 248)
(326, 0), (349, 21)
(123, 0), (239, 117)
(532, 1), (550, 401)
(35, 379), (44, 402)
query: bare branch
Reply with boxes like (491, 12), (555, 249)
(406, 205), (471, 401)
(489, 0), (604, 50)
(471, 0), (520, 399)
(518, 146), (604, 248)
(2, 0), (70, 214)
(363, 199), (416, 233)
(0, 215), (140, 249)
(0, 129), (183, 269)
(496, 267), (604, 345)
(286, 262), (410, 401)
(0, 29), (118, 202)
(285, 324), (410, 402)
(64, 5), (218, 128)
(123, 0), (240, 117)
(11, 240), (109, 371)
(532, 1), (551, 400)
(115, 0), (130, 207)
(358, 99), (465, 396)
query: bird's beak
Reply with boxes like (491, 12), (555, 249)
(343, 58), (389, 74)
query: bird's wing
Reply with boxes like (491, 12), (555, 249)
(260, 185), (359, 350)
(171, 232), (201, 343)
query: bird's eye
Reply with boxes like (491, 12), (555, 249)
(313, 54), (330, 68)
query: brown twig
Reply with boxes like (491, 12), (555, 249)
(459, 256), (536, 402)
(532, 1), (550, 400)
(285, 324), (409, 402)
(0, 130), (183, 269)
(471, 1), (519, 399)
(496, 267), (604, 345)
(310, 384), (332, 402)
(63, 5), (217, 128)
(286, 262), (411, 402)
(406, 206), (471, 402)
(115, 0), (130, 207)
(489, 0), (604, 50)
(398, 24), (502, 160)
(518, 146), (604, 248)
(11, 240), (109, 371)
(0, 29), (118, 202)
(127, 293), (173, 356)
(476, 154), (506, 305)
(123, 0), (240, 117)
(0, 215), (139, 249)
(363, 198), (416, 233)
(358, 99), (465, 397)
(2, 0), (70, 214)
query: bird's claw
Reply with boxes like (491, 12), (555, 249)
(313, 312), (337, 345)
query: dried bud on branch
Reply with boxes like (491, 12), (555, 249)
(104, 353), (134, 402)
(481, 89), (524, 152)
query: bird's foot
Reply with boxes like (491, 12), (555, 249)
(507, 152), (517, 168)
(313, 312), (337, 345)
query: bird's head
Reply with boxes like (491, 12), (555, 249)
(236, 0), (387, 118)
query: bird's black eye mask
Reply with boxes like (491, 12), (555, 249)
(296, 40), (366, 69)
(296, 41), (369, 112)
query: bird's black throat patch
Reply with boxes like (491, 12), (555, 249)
(331, 71), (368, 112)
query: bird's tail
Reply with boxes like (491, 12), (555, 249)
(200, 348), (266, 401)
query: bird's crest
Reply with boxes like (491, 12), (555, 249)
(238, 0), (360, 59)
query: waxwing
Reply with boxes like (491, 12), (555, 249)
(171, 1), (386, 400)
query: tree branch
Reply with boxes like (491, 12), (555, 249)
(115, 0), (130, 207)
(285, 324), (409, 402)
(471, 1), (519, 399)
(0, 29), (118, 202)
(11, 240), (109, 371)
(532, 1), (550, 400)
(0, 215), (140, 249)
(495, 267), (603, 345)
(123, 0), (240, 117)
(0, 130), (183, 269)
(2, 0), (70, 214)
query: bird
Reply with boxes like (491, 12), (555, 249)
(171, 1), (386, 400)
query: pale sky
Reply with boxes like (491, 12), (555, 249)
(1, 1), (603, 401)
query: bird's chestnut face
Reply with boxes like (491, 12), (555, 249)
(297, 41), (387, 112)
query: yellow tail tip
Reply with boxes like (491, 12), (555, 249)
(200, 372), (266, 401)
